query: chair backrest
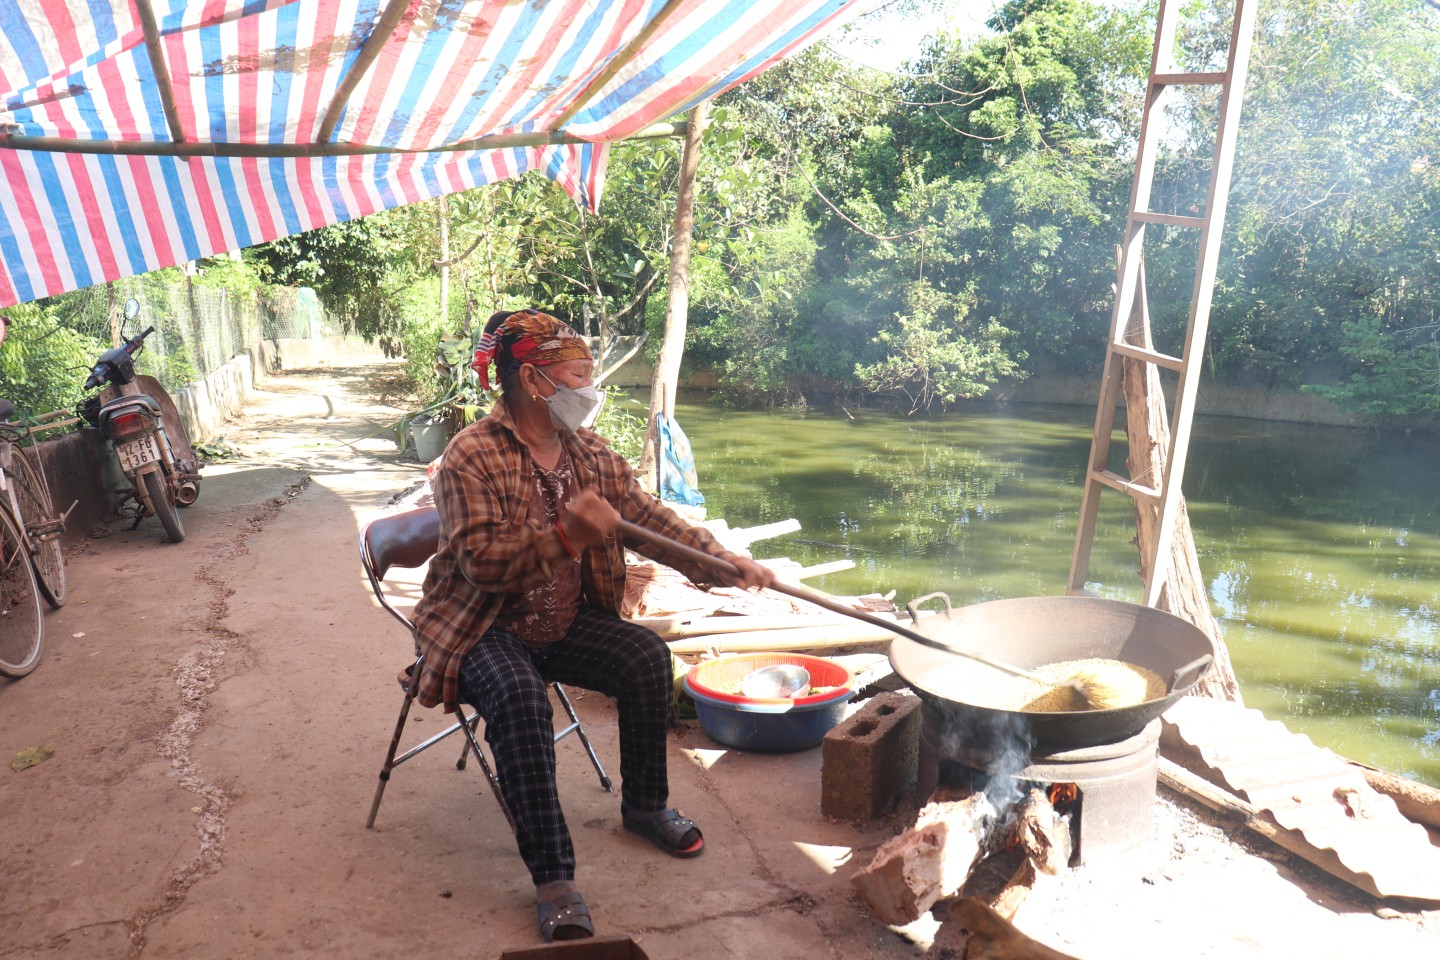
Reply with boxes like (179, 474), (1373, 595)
(360, 506), (441, 632)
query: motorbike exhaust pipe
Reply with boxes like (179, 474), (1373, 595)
(175, 480), (199, 506)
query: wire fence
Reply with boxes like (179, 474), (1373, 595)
(0, 273), (349, 427)
(52, 278), (343, 393)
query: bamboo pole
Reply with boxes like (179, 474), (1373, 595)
(667, 623), (897, 655)
(638, 613), (849, 638)
(638, 100), (709, 482)
(133, 0), (186, 144)
(0, 124), (687, 159)
(549, 0), (691, 130)
(316, 0), (413, 144)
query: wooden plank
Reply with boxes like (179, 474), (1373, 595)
(1110, 340), (1184, 371)
(794, 559), (855, 579)
(727, 518), (802, 546)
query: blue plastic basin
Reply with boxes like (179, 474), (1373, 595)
(683, 678), (855, 753)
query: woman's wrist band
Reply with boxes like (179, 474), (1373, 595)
(556, 523), (580, 558)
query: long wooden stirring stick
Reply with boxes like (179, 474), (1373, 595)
(615, 519), (1073, 691)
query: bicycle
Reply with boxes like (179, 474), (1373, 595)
(0, 400), (70, 678)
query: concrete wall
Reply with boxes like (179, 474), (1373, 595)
(174, 334), (391, 444)
(39, 335), (389, 544)
(30, 430), (112, 541)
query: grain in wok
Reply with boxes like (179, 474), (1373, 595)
(919, 658), (1165, 713)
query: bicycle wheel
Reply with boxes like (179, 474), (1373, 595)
(0, 509), (44, 678)
(10, 447), (66, 607)
(143, 470), (185, 543)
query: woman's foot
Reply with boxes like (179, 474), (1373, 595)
(536, 880), (594, 942)
(622, 807), (704, 858)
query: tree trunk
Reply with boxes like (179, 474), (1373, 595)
(638, 100), (708, 484)
(436, 194), (451, 328)
(1121, 269), (1242, 702)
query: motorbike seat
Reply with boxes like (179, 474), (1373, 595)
(0, 399), (14, 421)
(99, 394), (162, 417)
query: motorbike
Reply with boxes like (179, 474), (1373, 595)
(80, 298), (201, 543)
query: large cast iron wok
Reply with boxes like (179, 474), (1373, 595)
(888, 594), (1215, 753)
(614, 521), (1212, 753)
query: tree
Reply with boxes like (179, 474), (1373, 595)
(1199, 0), (1440, 413)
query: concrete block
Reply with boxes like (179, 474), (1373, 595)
(821, 691), (921, 821)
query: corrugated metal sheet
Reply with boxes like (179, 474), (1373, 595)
(1164, 695), (1440, 901)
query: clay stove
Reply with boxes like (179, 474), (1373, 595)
(916, 706), (1162, 866)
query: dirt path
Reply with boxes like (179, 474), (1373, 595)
(2, 361), (1437, 959)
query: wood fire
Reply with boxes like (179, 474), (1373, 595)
(853, 785), (1078, 957)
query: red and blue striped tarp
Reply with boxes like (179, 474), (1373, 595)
(0, 0), (866, 306)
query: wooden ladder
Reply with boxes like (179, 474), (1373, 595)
(1068, 0), (1258, 605)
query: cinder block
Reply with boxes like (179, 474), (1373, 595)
(821, 691), (921, 821)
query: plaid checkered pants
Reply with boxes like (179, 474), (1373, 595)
(458, 605), (673, 885)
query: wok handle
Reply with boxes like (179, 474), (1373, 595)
(616, 519), (1049, 684)
(1168, 653), (1214, 694)
(906, 591), (954, 623)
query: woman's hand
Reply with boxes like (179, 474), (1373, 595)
(723, 554), (776, 592)
(564, 489), (619, 551)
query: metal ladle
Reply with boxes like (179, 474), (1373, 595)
(740, 663), (811, 699)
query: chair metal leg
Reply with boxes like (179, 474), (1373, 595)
(456, 714), (477, 770)
(367, 683), (418, 829)
(462, 719), (516, 833)
(553, 683), (614, 793)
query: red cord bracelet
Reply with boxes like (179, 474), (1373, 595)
(555, 523), (579, 558)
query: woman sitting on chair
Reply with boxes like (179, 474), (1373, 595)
(410, 308), (773, 943)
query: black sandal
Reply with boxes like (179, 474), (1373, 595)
(537, 889), (594, 942)
(623, 807), (704, 858)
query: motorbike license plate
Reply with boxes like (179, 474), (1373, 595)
(117, 435), (161, 471)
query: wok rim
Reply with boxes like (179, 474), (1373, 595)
(886, 594), (1216, 744)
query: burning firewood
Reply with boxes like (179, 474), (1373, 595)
(853, 787), (1076, 928)
(1017, 786), (1073, 876)
(932, 897), (1084, 960)
(962, 788), (1073, 921)
(852, 794), (998, 925)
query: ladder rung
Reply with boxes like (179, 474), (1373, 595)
(1133, 211), (1206, 229)
(1092, 469), (1160, 502)
(1110, 341), (1185, 371)
(1152, 71), (1227, 87)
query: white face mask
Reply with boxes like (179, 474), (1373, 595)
(537, 369), (601, 433)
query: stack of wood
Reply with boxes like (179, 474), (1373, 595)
(620, 515), (904, 655)
(852, 788), (1079, 959)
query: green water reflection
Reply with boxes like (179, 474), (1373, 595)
(666, 394), (1440, 787)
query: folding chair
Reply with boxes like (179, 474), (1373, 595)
(361, 506), (613, 831)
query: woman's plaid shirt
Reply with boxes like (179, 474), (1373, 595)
(412, 397), (746, 712)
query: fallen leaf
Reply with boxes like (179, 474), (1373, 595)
(12, 746), (54, 772)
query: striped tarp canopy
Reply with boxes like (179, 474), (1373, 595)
(0, 0), (867, 307)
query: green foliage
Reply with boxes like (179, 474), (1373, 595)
(593, 387), (649, 462)
(1201, 0), (1440, 409)
(690, 205), (824, 403)
(0, 304), (106, 420)
(1303, 317), (1440, 417)
(176, 0), (1440, 427)
(856, 282), (1023, 410)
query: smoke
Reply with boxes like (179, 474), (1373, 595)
(934, 704), (1036, 815)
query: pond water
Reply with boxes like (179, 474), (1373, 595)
(655, 393), (1440, 788)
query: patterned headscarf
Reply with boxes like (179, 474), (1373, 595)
(470, 309), (592, 391)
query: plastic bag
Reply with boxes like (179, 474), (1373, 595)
(657, 412), (704, 506)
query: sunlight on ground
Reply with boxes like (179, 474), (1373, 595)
(792, 841), (853, 876)
(683, 746), (728, 770)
